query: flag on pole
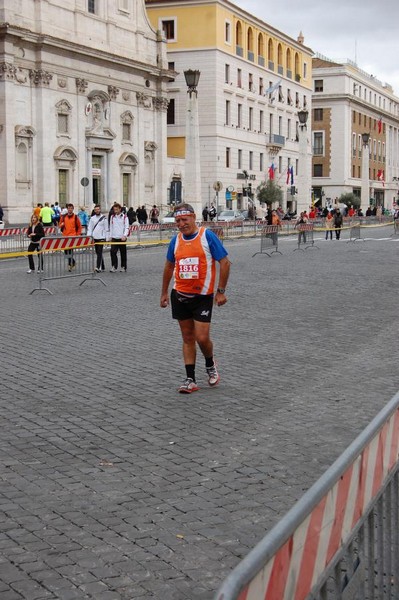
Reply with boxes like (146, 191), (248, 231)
(265, 79), (282, 95)
(268, 163), (275, 180)
(286, 168), (290, 185)
(378, 117), (382, 134)
(377, 169), (385, 186)
(290, 166), (294, 185)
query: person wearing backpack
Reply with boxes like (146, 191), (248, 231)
(77, 207), (89, 234)
(87, 204), (108, 272)
(108, 202), (129, 272)
(59, 204), (82, 270)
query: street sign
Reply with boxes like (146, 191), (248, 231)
(80, 177), (89, 187)
(213, 181), (223, 192)
(227, 185), (234, 192)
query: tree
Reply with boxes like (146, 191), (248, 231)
(256, 180), (283, 207)
(339, 192), (360, 209)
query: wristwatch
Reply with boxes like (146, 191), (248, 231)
(217, 288), (226, 294)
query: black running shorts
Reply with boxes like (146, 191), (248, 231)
(171, 289), (213, 322)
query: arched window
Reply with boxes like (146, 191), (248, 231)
(294, 53), (300, 81)
(268, 39), (274, 70)
(247, 27), (254, 61)
(286, 49), (292, 78)
(236, 21), (243, 48)
(257, 33), (264, 66)
(277, 44), (283, 75)
(121, 111), (134, 143)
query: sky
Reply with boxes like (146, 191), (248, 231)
(234, 0), (399, 96)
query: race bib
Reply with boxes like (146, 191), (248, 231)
(178, 257), (199, 279)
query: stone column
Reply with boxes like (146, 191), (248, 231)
(183, 75), (202, 217)
(361, 134), (370, 214)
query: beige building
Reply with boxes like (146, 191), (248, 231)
(311, 54), (399, 208)
(0, 0), (171, 224)
(146, 0), (313, 213)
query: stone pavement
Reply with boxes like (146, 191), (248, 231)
(1, 227), (399, 600)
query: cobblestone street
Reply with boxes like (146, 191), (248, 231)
(1, 229), (399, 599)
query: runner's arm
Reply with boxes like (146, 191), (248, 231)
(160, 259), (174, 307)
(215, 256), (230, 306)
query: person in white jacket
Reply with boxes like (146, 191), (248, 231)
(87, 204), (108, 272)
(108, 202), (129, 272)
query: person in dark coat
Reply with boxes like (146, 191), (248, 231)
(26, 214), (45, 273)
(333, 208), (343, 240)
(127, 207), (137, 225)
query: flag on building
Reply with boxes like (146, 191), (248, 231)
(378, 117), (382, 134)
(286, 166), (294, 185)
(377, 169), (385, 186)
(265, 79), (282, 95)
(268, 163), (276, 180)
(290, 166), (294, 185)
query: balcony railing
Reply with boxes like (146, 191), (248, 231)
(278, 65), (284, 75)
(247, 51), (254, 62)
(268, 134), (285, 146)
(268, 60), (274, 70)
(236, 45), (243, 57)
(313, 146), (324, 156)
(258, 56), (265, 67)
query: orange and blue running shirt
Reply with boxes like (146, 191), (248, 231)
(166, 227), (228, 295)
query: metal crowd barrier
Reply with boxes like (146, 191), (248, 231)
(30, 235), (106, 295)
(215, 391), (399, 600)
(348, 221), (365, 243)
(392, 219), (399, 237)
(252, 225), (282, 258)
(294, 223), (318, 251)
(128, 223), (176, 245)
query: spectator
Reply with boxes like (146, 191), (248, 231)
(39, 202), (55, 227)
(108, 202), (129, 272)
(59, 203), (82, 270)
(202, 206), (209, 222)
(208, 204), (217, 221)
(325, 210), (334, 240)
(52, 202), (61, 225)
(87, 204), (108, 272)
(127, 207), (137, 225)
(77, 207), (89, 233)
(308, 207), (316, 219)
(334, 208), (343, 240)
(26, 214), (45, 273)
(295, 212), (308, 244)
(366, 206), (372, 217)
(0, 204), (3, 222)
(33, 203), (42, 219)
(150, 205), (159, 224)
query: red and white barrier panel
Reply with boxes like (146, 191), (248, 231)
(237, 407), (399, 600)
(0, 228), (21, 236)
(40, 236), (93, 251)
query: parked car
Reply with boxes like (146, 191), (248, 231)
(216, 210), (245, 222)
(160, 211), (176, 224)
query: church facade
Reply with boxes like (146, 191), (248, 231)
(0, 0), (170, 224)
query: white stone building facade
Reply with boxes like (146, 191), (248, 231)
(312, 55), (399, 208)
(0, 0), (170, 224)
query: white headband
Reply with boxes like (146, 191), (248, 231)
(174, 210), (194, 216)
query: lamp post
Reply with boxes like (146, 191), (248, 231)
(361, 132), (370, 215)
(297, 109), (311, 214)
(183, 69), (202, 216)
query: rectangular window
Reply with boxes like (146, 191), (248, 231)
(353, 110), (356, 123)
(287, 118), (291, 140)
(259, 110), (264, 133)
(58, 169), (68, 204)
(225, 20), (231, 44)
(237, 103), (242, 128)
(260, 153), (264, 172)
(161, 19), (175, 41)
(123, 173), (130, 205)
(259, 77), (263, 95)
(314, 108), (323, 121)
(122, 123), (131, 141)
(167, 99), (175, 125)
(249, 73), (253, 92)
(119, 0), (129, 11)
(313, 164), (323, 177)
(313, 132), (323, 155)
(226, 147), (231, 168)
(237, 68), (242, 88)
(248, 107), (253, 130)
(238, 149), (242, 169)
(225, 64), (230, 84)
(314, 79), (323, 92)
(287, 89), (293, 106)
(57, 114), (68, 135)
(225, 100), (230, 126)
(278, 116), (282, 136)
(249, 151), (253, 170)
(88, 0), (96, 14)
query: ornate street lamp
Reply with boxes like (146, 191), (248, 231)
(184, 69), (201, 97)
(298, 109), (309, 129)
(361, 132), (370, 146)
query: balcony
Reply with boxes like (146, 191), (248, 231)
(268, 60), (274, 70)
(266, 134), (285, 154)
(278, 65), (284, 75)
(287, 69), (292, 79)
(258, 56), (265, 67)
(236, 45), (243, 57)
(247, 51), (254, 62)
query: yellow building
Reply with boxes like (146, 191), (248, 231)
(146, 0), (313, 212)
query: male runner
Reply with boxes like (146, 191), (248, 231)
(160, 203), (230, 393)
